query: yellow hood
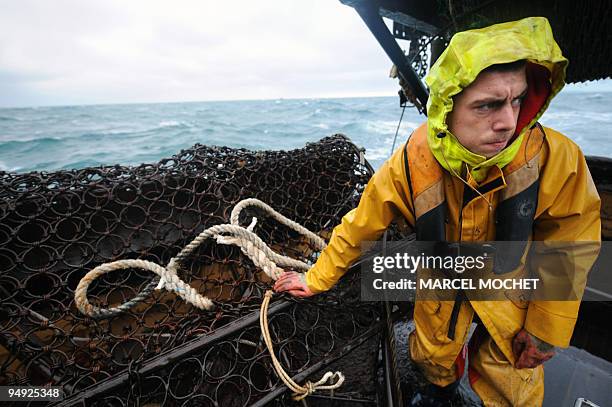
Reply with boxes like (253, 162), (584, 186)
(425, 17), (568, 182)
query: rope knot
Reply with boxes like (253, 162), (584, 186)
(261, 290), (344, 401)
(75, 198), (341, 401)
(291, 372), (345, 401)
(293, 382), (316, 400)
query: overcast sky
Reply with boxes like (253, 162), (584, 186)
(1, 0), (610, 108)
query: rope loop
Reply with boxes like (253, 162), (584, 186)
(260, 290), (344, 400)
(75, 198), (325, 318)
(74, 199), (342, 400)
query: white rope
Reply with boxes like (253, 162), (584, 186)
(231, 198), (327, 252)
(74, 198), (343, 400)
(75, 198), (324, 316)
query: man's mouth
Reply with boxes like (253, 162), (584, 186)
(485, 139), (508, 149)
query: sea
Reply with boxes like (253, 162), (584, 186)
(0, 92), (611, 174)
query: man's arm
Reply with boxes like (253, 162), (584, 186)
(522, 128), (601, 349)
(275, 143), (416, 296)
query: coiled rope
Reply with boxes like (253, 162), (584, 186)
(74, 198), (343, 400)
(260, 290), (345, 400)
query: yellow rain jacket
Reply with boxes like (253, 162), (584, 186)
(305, 17), (601, 370)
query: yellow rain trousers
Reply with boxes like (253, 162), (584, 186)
(305, 17), (601, 406)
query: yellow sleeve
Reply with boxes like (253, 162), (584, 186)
(305, 144), (416, 293)
(525, 129), (601, 347)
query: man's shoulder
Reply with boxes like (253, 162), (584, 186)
(540, 125), (582, 153)
(539, 125), (585, 163)
(405, 121), (429, 149)
(387, 121), (429, 163)
(381, 122), (432, 187)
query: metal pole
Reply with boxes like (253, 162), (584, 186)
(354, 4), (429, 112)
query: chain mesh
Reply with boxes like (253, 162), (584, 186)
(0, 134), (384, 406)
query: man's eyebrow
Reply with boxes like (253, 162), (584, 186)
(469, 88), (529, 106)
(469, 97), (505, 106)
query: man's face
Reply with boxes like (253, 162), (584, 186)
(447, 67), (528, 158)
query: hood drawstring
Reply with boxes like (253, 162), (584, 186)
(438, 132), (493, 211)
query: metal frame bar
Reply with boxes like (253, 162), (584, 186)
(54, 299), (293, 406)
(353, 3), (429, 111)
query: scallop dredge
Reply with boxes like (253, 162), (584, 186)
(0, 135), (395, 406)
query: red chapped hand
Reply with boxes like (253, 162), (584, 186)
(273, 271), (315, 298)
(512, 329), (555, 369)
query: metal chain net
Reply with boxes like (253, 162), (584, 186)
(407, 36), (430, 80)
(0, 134), (385, 406)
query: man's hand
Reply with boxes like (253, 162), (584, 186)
(512, 329), (555, 369)
(273, 271), (315, 298)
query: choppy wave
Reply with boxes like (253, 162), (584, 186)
(364, 137), (396, 161)
(365, 120), (420, 135)
(585, 93), (604, 100)
(0, 116), (23, 122)
(0, 93), (610, 173)
(0, 160), (19, 172)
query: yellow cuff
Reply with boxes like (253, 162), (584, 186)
(524, 301), (578, 348)
(305, 266), (331, 294)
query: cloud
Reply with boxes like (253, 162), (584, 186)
(0, 0), (398, 107)
(2, 1), (609, 107)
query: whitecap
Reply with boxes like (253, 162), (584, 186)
(365, 149), (392, 161)
(582, 111), (612, 121)
(543, 111), (611, 122)
(0, 160), (20, 172)
(365, 120), (420, 135)
(363, 136), (397, 161)
(539, 111), (574, 121)
(313, 123), (329, 129)
(158, 120), (180, 127)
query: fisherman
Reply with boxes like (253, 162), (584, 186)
(274, 17), (601, 406)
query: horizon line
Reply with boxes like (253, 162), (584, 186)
(0, 93), (400, 110)
(2, 81), (610, 110)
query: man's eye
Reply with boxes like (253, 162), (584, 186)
(476, 103), (492, 111)
(512, 96), (526, 107)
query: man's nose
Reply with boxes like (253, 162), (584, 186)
(492, 103), (517, 133)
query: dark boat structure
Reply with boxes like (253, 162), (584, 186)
(1, 1), (611, 406)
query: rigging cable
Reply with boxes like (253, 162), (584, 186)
(390, 103), (407, 155)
